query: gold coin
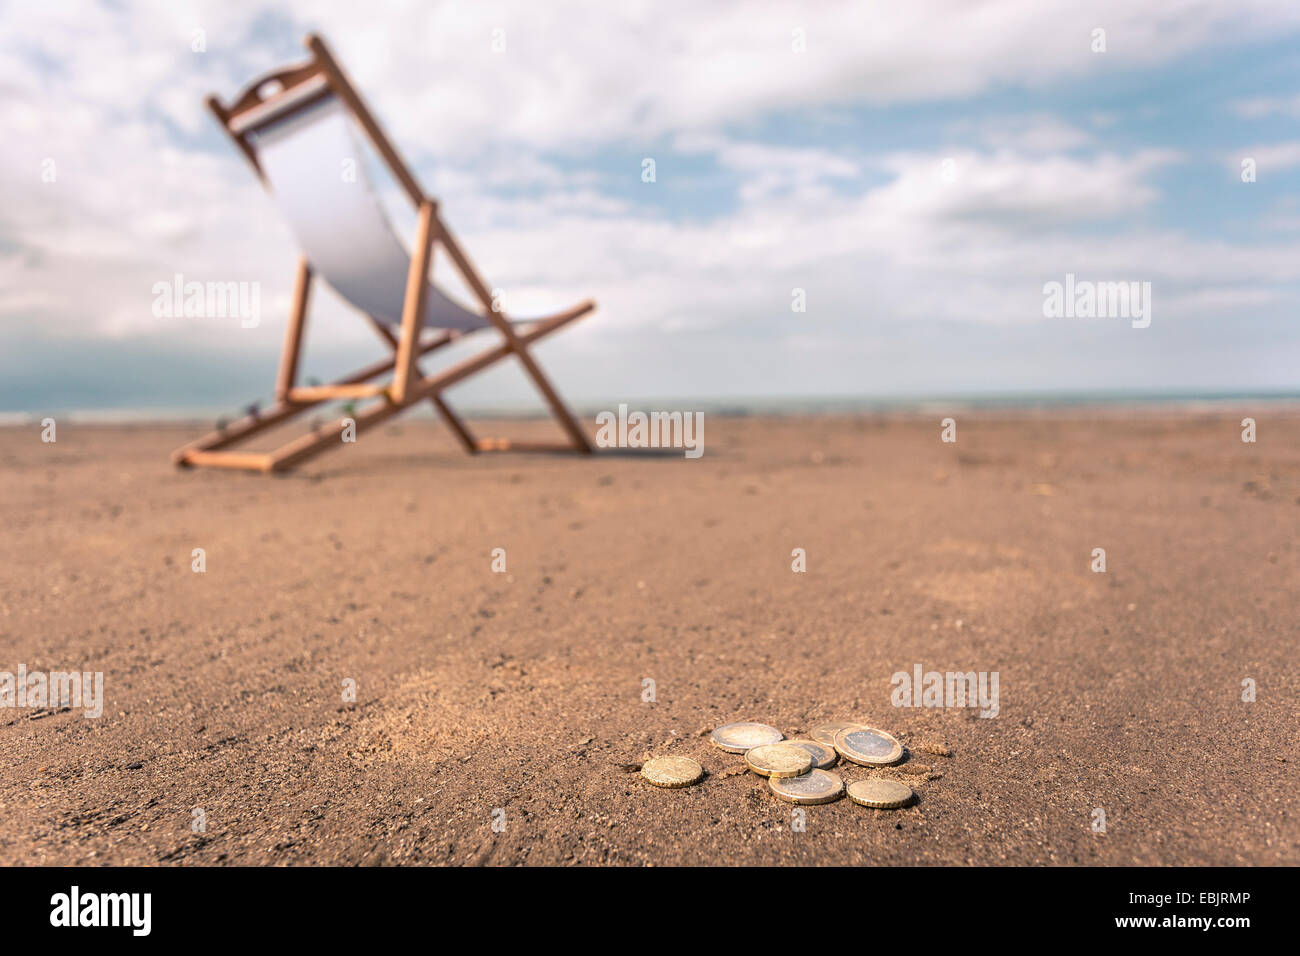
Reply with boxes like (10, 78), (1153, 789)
(769, 769), (844, 805)
(710, 722), (784, 753)
(810, 721), (863, 746)
(847, 778), (914, 809)
(833, 726), (904, 766)
(784, 739), (838, 769)
(744, 743), (814, 778)
(640, 756), (704, 789)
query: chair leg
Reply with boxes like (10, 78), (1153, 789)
(507, 343), (593, 453)
(429, 394), (478, 454)
(392, 200), (436, 403)
(275, 259), (313, 402)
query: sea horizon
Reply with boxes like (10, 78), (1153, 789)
(4, 388), (1298, 425)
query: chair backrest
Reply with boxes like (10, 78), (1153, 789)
(250, 93), (489, 333)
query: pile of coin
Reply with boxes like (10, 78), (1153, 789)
(639, 719), (916, 809)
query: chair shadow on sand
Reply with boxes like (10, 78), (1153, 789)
(588, 446), (689, 459)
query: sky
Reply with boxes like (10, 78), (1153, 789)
(2, 0), (1299, 415)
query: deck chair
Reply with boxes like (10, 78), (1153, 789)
(172, 33), (594, 473)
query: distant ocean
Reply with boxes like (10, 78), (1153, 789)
(2, 391), (1298, 425)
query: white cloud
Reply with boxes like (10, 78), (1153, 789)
(961, 114), (1095, 153)
(869, 149), (1180, 228)
(3, 0), (1300, 404)
(276, 0), (1300, 157)
(674, 133), (862, 201)
(1232, 142), (1300, 173)
(1230, 93), (1300, 119)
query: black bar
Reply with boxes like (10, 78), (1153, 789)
(0, 865), (1283, 942)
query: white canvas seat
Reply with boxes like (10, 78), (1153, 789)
(254, 96), (494, 333)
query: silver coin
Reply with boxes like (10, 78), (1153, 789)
(769, 769), (845, 805)
(833, 726), (904, 766)
(710, 722), (784, 753)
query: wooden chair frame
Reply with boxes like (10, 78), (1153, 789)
(173, 33), (594, 473)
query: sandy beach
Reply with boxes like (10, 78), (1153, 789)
(1, 410), (1296, 866)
